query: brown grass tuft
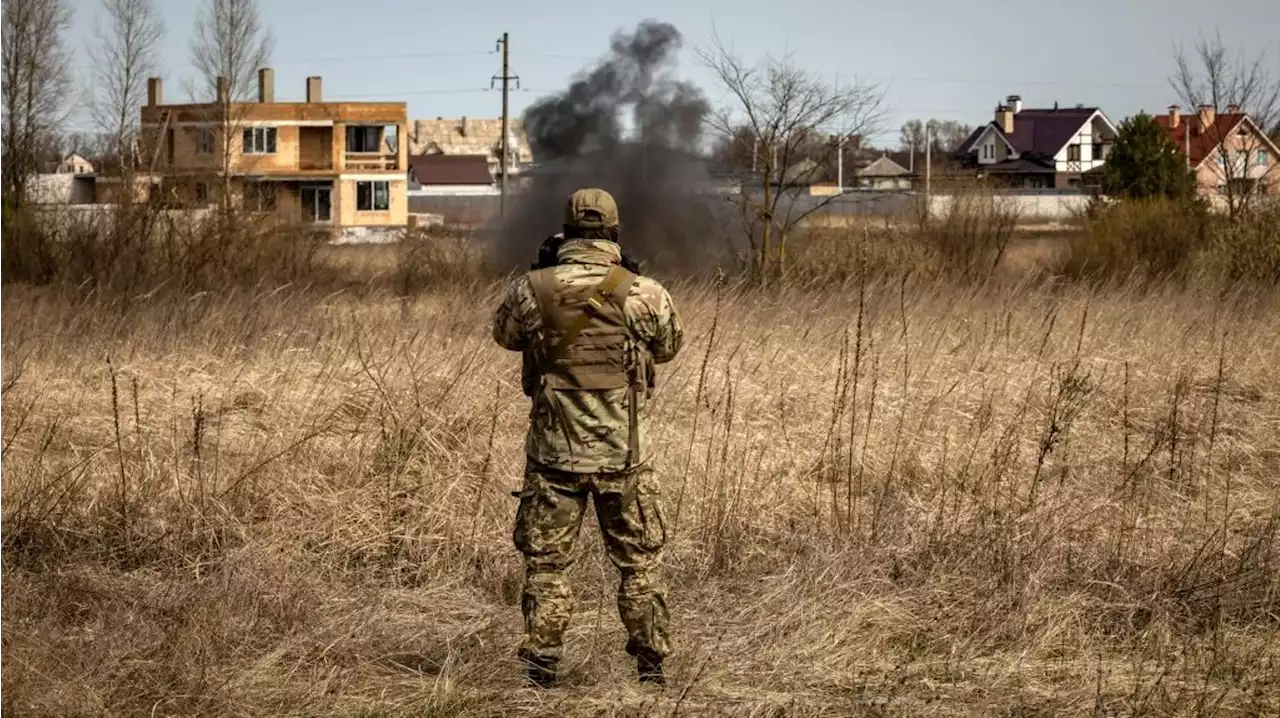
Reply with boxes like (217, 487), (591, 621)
(3, 207), (1280, 716)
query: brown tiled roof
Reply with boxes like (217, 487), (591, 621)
(1154, 112), (1249, 167)
(408, 154), (493, 185)
(957, 107), (1103, 158)
(954, 126), (986, 155)
(1004, 108), (1098, 155)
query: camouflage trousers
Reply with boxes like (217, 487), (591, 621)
(512, 462), (671, 669)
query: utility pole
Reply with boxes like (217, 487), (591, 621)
(491, 33), (520, 218)
(837, 134), (844, 193)
(924, 125), (933, 218)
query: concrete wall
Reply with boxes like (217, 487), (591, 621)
(927, 192), (1090, 220)
(406, 187), (1094, 226)
(24, 174), (96, 204)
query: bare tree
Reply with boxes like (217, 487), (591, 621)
(1170, 32), (1280, 217)
(189, 0), (273, 210)
(900, 118), (973, 154)
(87, 0), (163, 173)
(190, 0), (272, 102)
(698, 33), (885, 280)
(2, 0), (74, 205)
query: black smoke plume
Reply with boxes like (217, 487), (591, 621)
(492, 20), (734, 275)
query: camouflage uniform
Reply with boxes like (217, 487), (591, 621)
(492, 189), (684, 686)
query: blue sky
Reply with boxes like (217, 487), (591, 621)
(64, 0), (1279, 146)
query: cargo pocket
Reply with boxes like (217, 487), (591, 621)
(633, 473), (668, 552)
(512, 478), (543, 556)
(513, 472), (582, 561)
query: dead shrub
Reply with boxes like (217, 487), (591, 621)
(918, 185), (1019, 282)
(1058, 198), (1210, 283)
(1, 203), (334, 295)
(1201, 202), (1280, 285)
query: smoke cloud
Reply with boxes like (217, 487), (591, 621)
(491, 20), (736, 275)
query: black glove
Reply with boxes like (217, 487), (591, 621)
(619, 252), (644, 275)
(530, 234), (565, 270)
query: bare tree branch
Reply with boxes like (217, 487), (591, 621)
(188, 0), (273, 212)
(87, 0), (163, 171)
(696, 29), (885, 280)
(2, 0), (74, 204)
(1169, 31), (1280, 217)
(190, 0), (273, 103)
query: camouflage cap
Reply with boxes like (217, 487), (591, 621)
(564, 188), (620, 229)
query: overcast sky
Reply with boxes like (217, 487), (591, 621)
(63, 0), (1280, 146)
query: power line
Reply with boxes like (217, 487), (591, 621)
(341, 87), (539, 99)
(276, 50), (495, 64)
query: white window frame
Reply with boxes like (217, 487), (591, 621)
(242, 126), (277, 155)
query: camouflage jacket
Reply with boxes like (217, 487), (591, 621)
(492, 239), (684, 473)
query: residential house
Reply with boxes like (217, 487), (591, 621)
(22, 153), (99, 204)
(138, 69), (409, 231)
(408, 117), (533, 181)
(1156, 104), (1279, 198)
(407, 153), (495, 194)
(852, 155), (912, 190)
(47, 153), (95, 175)
(955, 95), (1118, 189)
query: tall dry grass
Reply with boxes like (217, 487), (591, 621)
(5, 224), (1280, 716)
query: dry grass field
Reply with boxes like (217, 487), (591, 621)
(3, 215), (1280, 716)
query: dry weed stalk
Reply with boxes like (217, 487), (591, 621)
(2, 212), (1280, 716)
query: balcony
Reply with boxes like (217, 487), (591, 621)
(344, 152), (398, 171)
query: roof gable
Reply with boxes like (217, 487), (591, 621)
(858, 156), (910, 177)
(1156, 112), (1279, 167)
(955, 125), (987, 155)
(972, 123), (1016, 153)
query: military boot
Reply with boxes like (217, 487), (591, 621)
(521, 655), (557, 688)
(637, 653), (665, 686)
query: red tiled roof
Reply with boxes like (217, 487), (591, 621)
(408, 153), (493, 185)
(1154, 112), (1247, 167)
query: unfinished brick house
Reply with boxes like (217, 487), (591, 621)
(139, 69), (408, 232)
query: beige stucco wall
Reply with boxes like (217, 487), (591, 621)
(1195, 126), (1279, 196)
(335, 178), (407, 226)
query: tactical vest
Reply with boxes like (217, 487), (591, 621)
(524, 264), (647, 465)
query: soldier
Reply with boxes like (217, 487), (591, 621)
(491, 188), (684, 688)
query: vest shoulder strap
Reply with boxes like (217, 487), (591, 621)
(526, 267), (560, 332)
(531, 265), (636, 366)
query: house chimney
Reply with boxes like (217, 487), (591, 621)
(306, 76), (322, 103)
(1226, 103), (1240, 114)
(1167, 104), (1181, 128)
(1006, 94), (1023, 114)
(995, 104), (1014, 134)
(258, 68), (274, 103)
(147, 77), (162, 106)
(215, 75), (228, 103)
(1197, 103), (1215, 128)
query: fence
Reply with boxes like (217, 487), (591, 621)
(406, 187), (1094, 226)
